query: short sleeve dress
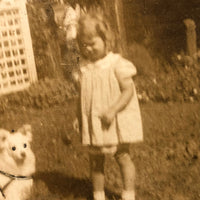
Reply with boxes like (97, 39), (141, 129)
(79, 52), (143, 148)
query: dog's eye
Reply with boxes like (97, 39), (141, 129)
(24, 143), (27, 148)
(12, 146), (16, 151)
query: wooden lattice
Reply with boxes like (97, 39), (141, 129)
(0, 0), (37, 95)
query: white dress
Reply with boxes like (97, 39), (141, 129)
(79, 52), (143, 148)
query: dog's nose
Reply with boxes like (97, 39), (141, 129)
(21, 152), (26, 158)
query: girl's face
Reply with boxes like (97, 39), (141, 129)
(78, 27), (106, 62)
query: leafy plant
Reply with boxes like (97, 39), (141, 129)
(0, 78), (77, 112)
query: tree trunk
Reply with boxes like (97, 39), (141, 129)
(114, 0), (127, 56)
(102, 0), (127, 56)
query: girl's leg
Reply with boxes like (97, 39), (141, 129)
(115, 144), (135, 200)
(90, 153), (105, 200)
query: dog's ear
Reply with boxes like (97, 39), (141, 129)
(17, 124), (32, 142)
(0, 129), (9, 151)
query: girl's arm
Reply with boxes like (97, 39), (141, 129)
(100, 75), (134, 127)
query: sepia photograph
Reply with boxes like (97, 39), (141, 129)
(0, 0), (200, 199)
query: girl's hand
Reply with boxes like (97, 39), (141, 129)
(100, 109), (116, 129)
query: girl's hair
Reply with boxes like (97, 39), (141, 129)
(77, 10), (114, 51)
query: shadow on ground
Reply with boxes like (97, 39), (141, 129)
(34, 171), (120, 200)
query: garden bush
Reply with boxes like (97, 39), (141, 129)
(0, 78), (77, 112)
(128, 43), (200, 103)
(27, 3), (64, 79)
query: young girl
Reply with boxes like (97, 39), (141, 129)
(74, 12), (143, 200)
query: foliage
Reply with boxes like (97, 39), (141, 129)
(27, 3), (64, 79)
(0, 78), (77, 112)
(24, 1), (200, 107)
(123, 0), (200, 59)
(131, 46), (200, 103)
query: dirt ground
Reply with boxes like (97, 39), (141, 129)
(0, 101), (200, 200)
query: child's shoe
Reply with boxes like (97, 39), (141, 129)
(93, 191), (106, 200)
(122, 190), (135, 200)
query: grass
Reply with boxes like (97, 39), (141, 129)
(0, 101), (200, 200)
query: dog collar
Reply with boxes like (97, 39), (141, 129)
(0, 170), (33, 180)
(0, 170), (33, 199)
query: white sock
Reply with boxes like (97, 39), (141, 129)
(93, 191), (105, 200)
(122, 190), (135, 200)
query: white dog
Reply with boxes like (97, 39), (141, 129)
(0, 124), (35, 200)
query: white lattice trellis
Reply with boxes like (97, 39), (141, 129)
(0, 0), (37, 95)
